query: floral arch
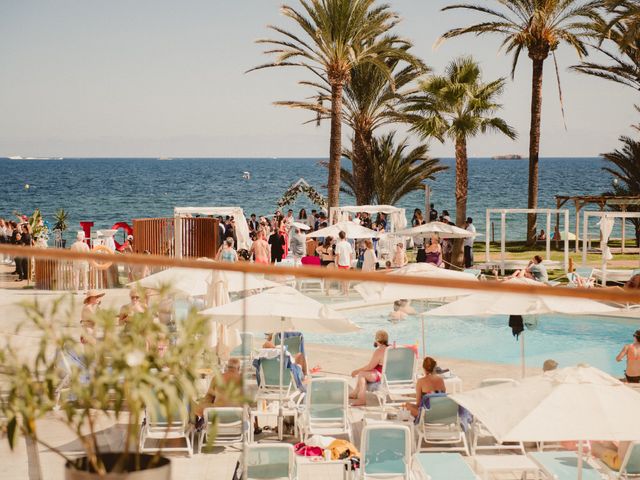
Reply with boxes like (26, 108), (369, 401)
(277, 178), (328, 210)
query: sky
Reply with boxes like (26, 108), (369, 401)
(0, 0), (637, 158)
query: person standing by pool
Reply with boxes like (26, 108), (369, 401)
(250, 230), (270, 264)
(268, 228), (285, 263)
(616, 329), (640, 383)
(362, 240), (377, 272)
(334, 231), (353, 295)
(289, 227), (306, 260)
(463, 217), (476, 268)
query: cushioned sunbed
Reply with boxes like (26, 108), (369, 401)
(529, 451), (602, 480)
(414, 453), (477, 480)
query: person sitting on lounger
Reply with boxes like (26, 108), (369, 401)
(510, 255), (548, 283)
(592, 441), (631, 471)
(349, 330), (389, 406)
(263, 333), (308, 376)
(403, 356), (446, 418)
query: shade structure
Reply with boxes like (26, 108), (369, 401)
(201, 286), (359, 334)
(425, 278), (618, 317)
(354, 263), (478, 303)
(452, 365), (640, 443)
(134, 267), (276, 296)
(396, 221), (475, 239)
(307, 221), (378, 239)
(291, 221), (310, 231)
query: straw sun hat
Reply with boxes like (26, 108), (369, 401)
(83, 289), (105, 304)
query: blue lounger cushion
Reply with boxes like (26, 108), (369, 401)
(529, 451), (602, 480)
(414, 453), (476, 480)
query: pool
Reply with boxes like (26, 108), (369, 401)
(305, 309), (640, 376)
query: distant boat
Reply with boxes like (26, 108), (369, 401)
(8, 156), (23, 160)
(242, 171), (251, 180)
(492, 154), (523, 160)
(158, 156), (173, 160)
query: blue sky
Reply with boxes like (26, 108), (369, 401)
(0, 0), (637, 158)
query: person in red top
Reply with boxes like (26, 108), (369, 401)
(349, 330), (388, 406)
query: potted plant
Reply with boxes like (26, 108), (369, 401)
(53, 208), (69, 248)
(0, 287), (213, 479)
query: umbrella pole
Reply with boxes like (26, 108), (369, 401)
(577, 440), (584, 480)
(279, 317), (285, 441)
(520, 331), (526, 379)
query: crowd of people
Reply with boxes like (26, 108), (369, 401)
(0, 217), (32, 281)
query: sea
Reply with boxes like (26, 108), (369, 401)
(0, 157), (615, 243)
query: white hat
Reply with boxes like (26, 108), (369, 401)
(77, 231), (85, 240)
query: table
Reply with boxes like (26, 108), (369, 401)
(474, 454), (540, 480)
(249, 406), (299, 442)
(297, 456), (353, 480)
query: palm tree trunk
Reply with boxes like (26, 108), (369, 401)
(453, 136), (468, 267)
(526, 58), (544, 245)
(328, 83), (344, 210)
(352, 129), (369, 205)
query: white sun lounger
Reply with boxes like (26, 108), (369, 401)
(413, 452), (479, 480)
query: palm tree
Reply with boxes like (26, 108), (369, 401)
(440, 0), (599, 244)
(403, 57), (516, 265)
(250, 0), (416, 210)
(572, 9), (640, 90)
(603, 0), (640, 51)
(338, 132), (447, 205)
(278, 48), (426, 204)
(602, 132), (640, 244)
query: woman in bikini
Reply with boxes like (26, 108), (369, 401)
(404, 356), (446, 418)
(616, 329), (640, 383)
(349, 330), (389, 406)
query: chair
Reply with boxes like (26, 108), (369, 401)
(598, 441), (640, 479)
(244, 443), (297, 480)
(529, 451), (602, 480)
(274, 333), (303, 356)
(298, 256), (324, 292)
(376, 347), (417, 410)
(413, 452), (479, 480)
(231, 332), (255, 361)
(415, 396), (470, 455)
(298, 377), (352, 442)
(567, 268), (595, 288)
(194, 407), (245, 453)
(360, 425), (412, 479)
(471, 378), (524, 455)
(139, 401), (193, 456)
(255, 356), (302, 405)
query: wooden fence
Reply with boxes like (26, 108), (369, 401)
(34, 258), (119, 290)
(133, 217), (219, 259)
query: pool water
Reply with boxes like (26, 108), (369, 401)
(305, 310), (640, 376)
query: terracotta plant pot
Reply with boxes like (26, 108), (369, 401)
(65, 454), (170, 480)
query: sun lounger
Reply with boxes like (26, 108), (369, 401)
(298, 377), (352, 442)
(274, 332), (304, 356)
(596, 441), (640, 479)
(244, 443), (297, 480)
(529, 451), (602, 480)
(376, 347), (417, 410)
(471, 379), (524, 455)
(140, 401), (192, 456)
(415, 395), (470, 455)
(568, 268), (596, 288)
(413, 452), (479, 480)
(255, 355), (303, 404)
(360, 424), (412, 479)
(194, 407), (246, 453)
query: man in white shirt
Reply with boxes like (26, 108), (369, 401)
(334, 230), (353, 295)
(463, 217), (476, 268)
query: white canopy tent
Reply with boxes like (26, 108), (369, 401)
(581, 211), (640, 285)
(395, 221), (475, 239)
(174, 206), (251, 252)
(485, 208), (570, 274)
(330, 205), (407, 231)
(307, 220), (378, 239)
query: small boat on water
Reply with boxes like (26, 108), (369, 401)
(242, 171), (251, 180)
(492, 154), (523, 160)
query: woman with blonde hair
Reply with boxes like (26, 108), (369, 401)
(425, 233), (443, 267)
(362, 239), (377, 272)
(349, 330), (389, 406)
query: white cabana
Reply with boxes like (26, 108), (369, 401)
(174, 206), (251, 251)
(330, 205), (407, 231)
(426, 278), (619, 376)
(395, 221), (475, 239)
(307, 220), (378, 239)
(452, 365), (640, 479)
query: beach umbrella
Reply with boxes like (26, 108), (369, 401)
(291, 222), (310, 231)
(426, 278), (619, 376)
(134, 267), (276, 296)
(201, 286), (360, 439)
(451, 365), (640, 479)
(207, 270), (242, 359)
(354, 263), (478, 356)
(307, 221), (378, 239)
(395, 221), (476, 239)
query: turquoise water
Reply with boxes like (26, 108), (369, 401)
(0, 156), (618, 243)
(306, 310), (640, 376)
